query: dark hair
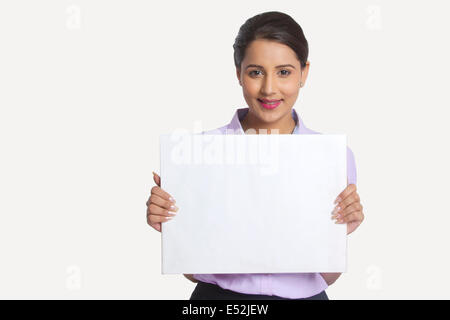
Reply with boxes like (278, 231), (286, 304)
(233, 11), (309, 70)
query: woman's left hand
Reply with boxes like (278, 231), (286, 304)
(331, 184), (364, 235)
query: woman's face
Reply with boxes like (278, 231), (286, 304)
(236, 39), (310, 126)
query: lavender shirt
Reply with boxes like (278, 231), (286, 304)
(193, 107), (357, 299)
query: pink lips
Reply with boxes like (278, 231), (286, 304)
(258, 99), (282, 109)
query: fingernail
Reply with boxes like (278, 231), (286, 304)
(331, 214), (341, 220)
(169, 197), (176, 203)
(335, 219), (343, 224)
(152, 171), (157, 176)
(334, 197), (341, 204)
(168, 211), (177, 215)
(166, 216), (173, 220)
(169, 205), (178, 212)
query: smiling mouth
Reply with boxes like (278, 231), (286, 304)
(257, 99), (282, 109)
(258, 98), (282, 103)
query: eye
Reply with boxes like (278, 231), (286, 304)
(249, 70), (262, 76)
(248, 69), (291, 77)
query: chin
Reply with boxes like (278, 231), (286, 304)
(253, 104), (287, 123)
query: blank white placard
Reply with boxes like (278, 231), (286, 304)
(160, 133), (347, 274)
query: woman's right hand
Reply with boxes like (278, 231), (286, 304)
(146, 171), (178, 232)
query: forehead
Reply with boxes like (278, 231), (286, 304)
(242, 39), (299, 66)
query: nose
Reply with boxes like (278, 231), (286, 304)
(260, 74), (277, 96)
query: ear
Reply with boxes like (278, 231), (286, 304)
(236, 67), (242, 86)
(301, 61), (310, 85)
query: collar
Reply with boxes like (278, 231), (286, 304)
(226, 107), (310, 134)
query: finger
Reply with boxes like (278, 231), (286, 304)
(153, 171), (161, 187)
(148, 194), (178, 212)
(151, 185), (176, 204)
(336, 210), (364, 224)
(332, 192), (360, 214)
(147, 220), (162, 232)
(148, 203), (177, 218)
(334, 184), (357, 204)
(332, 202), (362, 220)
(147, 215), (170, 232)
(148, 209), (175, 223)
(341, 202), (363, 217)
(150, 223), (161, 232)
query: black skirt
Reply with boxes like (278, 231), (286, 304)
(190, 281), (329, 300)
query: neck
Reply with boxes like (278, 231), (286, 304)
(240, 109), (296, 134)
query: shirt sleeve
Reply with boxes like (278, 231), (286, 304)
(346, 146), (357, 186)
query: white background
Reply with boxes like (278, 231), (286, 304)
(0, 0), (449, 299)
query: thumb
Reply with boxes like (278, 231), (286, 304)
(152, 171), (161, 187)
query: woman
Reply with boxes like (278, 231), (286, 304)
(146, 11), (364, 300)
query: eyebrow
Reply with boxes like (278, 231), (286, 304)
(245, 64), (296, 70)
